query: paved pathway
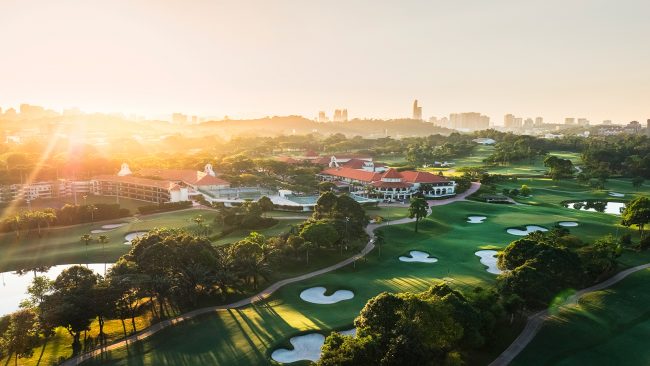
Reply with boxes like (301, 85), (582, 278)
(62, 183), (481, 366)
(489, 263), (650, 366)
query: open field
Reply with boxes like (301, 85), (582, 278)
(0, 209), (304, 272)
(512, 268), (650, 366)
(82, 195), (646, 366)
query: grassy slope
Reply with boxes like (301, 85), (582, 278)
(84, 197), (639, 366)
(512, 268), (650, 366)
(0, 209), (304, 272)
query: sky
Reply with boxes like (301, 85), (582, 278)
(0, 0), (649, 124)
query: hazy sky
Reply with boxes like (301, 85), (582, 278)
(1, 0), (649, 124)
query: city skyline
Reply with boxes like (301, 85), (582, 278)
(1, 0), (649, 123)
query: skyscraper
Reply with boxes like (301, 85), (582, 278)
(449, 112), (489, 131)
(534, 117), (543, 126)
(172, 113), (188, 124)
(412, 100), (422, 120)
(318, 111), (328, 123)
(333, 109), (342, 122)
(342, 109), (348, 122)
(565, 117), (575, 125)
(504, 114), (516, 128)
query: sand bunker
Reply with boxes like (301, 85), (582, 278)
(608, 192), (625, 197)
(124, 231), (148, 245)
(271, 329), (356, 364)
(506, 225), (548, 236)
(399, 250), (438, 263)
(467, 216), (487, 224)
(475, 250), (502, 274)
(300, 287), (354, 304)
(558, 221), (579, 227)
(91, 223), (127, 235)
(102, 223), (127, 229)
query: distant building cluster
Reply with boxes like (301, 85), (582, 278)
(412, 100), (423, 120)
(317, 108), (348, 122)
(504, 114), (543, 129)
(171, 112), (200, 124)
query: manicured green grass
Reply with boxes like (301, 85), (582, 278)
(364, 206), (410, 220)
(512, 268), (650, 366)
(85, 197), (638, 366)
(0, 209), (304, 272)
(498, 177), (650, 207)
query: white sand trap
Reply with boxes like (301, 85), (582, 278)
(124, 231), (148, 245)
(102, 223), (127, 229)
(399, 250), (438, 263)
(467, 216), (487, 224)
(475, 250), (502, 275)
(272, 333), (325, 363)
(608, 192), (625, 197)
(91, 229), (109, 234)
(271, 329), (356, 364)
(506, 225), (548, 236)
(558, 221), (579, 227)
(300, 287), (354, 304)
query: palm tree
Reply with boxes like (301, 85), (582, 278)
(374, 231), (385, 258)
(88, 204), (98, 223)
(408, 197), (429, 233)
(301, 241), (315, 265)
(80, 234), (94, 265)
(192, 214), (205, 234)
(98, 235), (109, 275)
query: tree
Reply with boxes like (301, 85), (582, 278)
(286, 235), (305, 259)
(543, 155), (574, 180)
(622, 196), (650, 239)
(24, 276), (52, 308)
(408, 197), (429, 233)
(520, 184), (531, 196)
(40, 266), (98, 354)
(299, 221), (339, 249)
(0, 309), (40, 365)
(318, 181), (336, 192)
(632, 176), (645, 190)
(80, 234), (94, 264)
(258, 196), (274, 217)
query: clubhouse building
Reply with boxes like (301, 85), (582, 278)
(319, 164), (455, 201)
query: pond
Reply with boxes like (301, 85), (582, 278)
(564, 201), (626, 215)
(0, 263), (113, 316)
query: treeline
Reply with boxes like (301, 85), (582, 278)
(319, 228), (634, 365)
(0, 203), (129, 237)
(137, 201), (192, 215)
(404, 133), (477, 166)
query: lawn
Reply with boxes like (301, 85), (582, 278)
(22, 195), (149, 214)
(82, 196), (639, 366)
(0, 209), (306, 272)
(364, 205), (410, 220)
(512, 268), (650, 366)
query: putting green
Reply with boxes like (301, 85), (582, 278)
(512, 268), (650, 366)
(84, 198), (634, 366)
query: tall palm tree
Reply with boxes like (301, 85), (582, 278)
(80, 234), (94, 265)
(408, 197), (429, 233)
(98, 235), (109, 275)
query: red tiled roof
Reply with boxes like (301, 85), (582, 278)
(138, 169), (229, 187)
(312, 157), (332, 165)
(305, 150), (318, 157)
(342, 159), (366, 169)
(399, 171), (450, 183)
(382, 168), (402, 179)
(94, 175), (179, 190)
(320, 167), (382, 182)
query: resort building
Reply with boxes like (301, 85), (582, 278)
(94, 175), (188, 203)
(319, 167), (455, 201)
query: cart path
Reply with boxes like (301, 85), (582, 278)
(489, 262), (650, 366)
(62, 183), (481, 366)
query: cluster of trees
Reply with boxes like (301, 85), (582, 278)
(484, 135), (547, 166)
(0, 203), (129, 237)
(543, 155), (575, 180)
(137, 201), (193, 214)
(405, 133), (476, 167)
(213, 197), (276, 236)
(581, 135), (650, 179)
(497, 230), (622, 308)
(318, 283), (505, 365)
